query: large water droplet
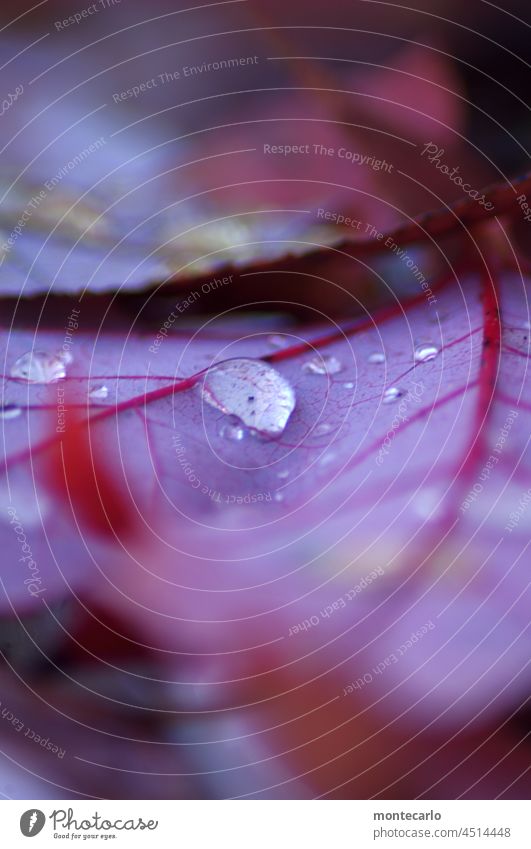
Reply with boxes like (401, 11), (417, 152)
(303, 355), (343, 375)
(382, 386), (403, 404)
(368, 352), (385, 364)
(89, 385), (109, 400)
(10, 351), (67, 383)
(414, 343), (439, 363)
(200, 358), (296, 437)
(0, 404), (22, 420)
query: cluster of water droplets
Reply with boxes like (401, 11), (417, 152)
(302, 354), (343, 376)
(7, 347), (116, 420)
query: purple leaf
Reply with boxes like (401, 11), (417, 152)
(1, 250), (529, 768)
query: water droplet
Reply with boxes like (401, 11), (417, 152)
(268, 334), (290, 349)
(10, 351), (67, 383)
(414, 343), (439, 363)
(219, 417), (246, 441)
(382, 387), (403, 404)
(274, 491), (284, 502)
(368, 352), (385, 364)
(200, 358), (296, 437)
(277, 469), (289, 480)
(414, 487), (441, 520)
(315, 422), (333, 435)
(303, 355), (343, 375)
(0, 404), (22, 420)
(343, 381), (355, 389)
(319, 450), (336, 467)
(89, 385), (109, 400)
(59, 349), (73, 366)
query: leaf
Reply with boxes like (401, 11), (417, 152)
(0, 29), (495, 299)
(1, 204), (530, 795)
(0, 11), (529, 797)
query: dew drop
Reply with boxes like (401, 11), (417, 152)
(268, 334), (290, 349)
(315, 422), (333, 435)
(368, 352), (385, 364)
(382, 386), (403, 404)
(89, 385), (109, 400)
(414, 487), (442, 520)
(319, 450), (336, 467)
(200, 358), (296, 437)
(343, 381), (355, 389)
(219, 417), (246, 442)
(0, 404), (22, 420)
(10, 351), (67, 383)
(303, 355), (343, 375)
(59, 349), (73, 366)
(274, 491), (284, 502)
(277, 469), (289, 480)
(414, 343), (439, 363)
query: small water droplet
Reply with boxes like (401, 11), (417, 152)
(343, 381), (355, 389)
(319, 450), (336, 467)
(219, 417), (246, 441)
(274, 491), (284, 502)
(414, 487), (442, 520)
(277, 469), (289, 479)
(201, 358), (296, 437)
(89, 385), (109, 400)
(10, 351), (67, 383)
(303, 355), (343, 375)
(268, 334), (290, 349)
(414, 343), (439, 363)
(368, 352), (385, 364)
(382, 387), (403, 404)
(59, 349), (73, 365)
(0, 404), (22, 420)
(315, 422), (333, 435)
